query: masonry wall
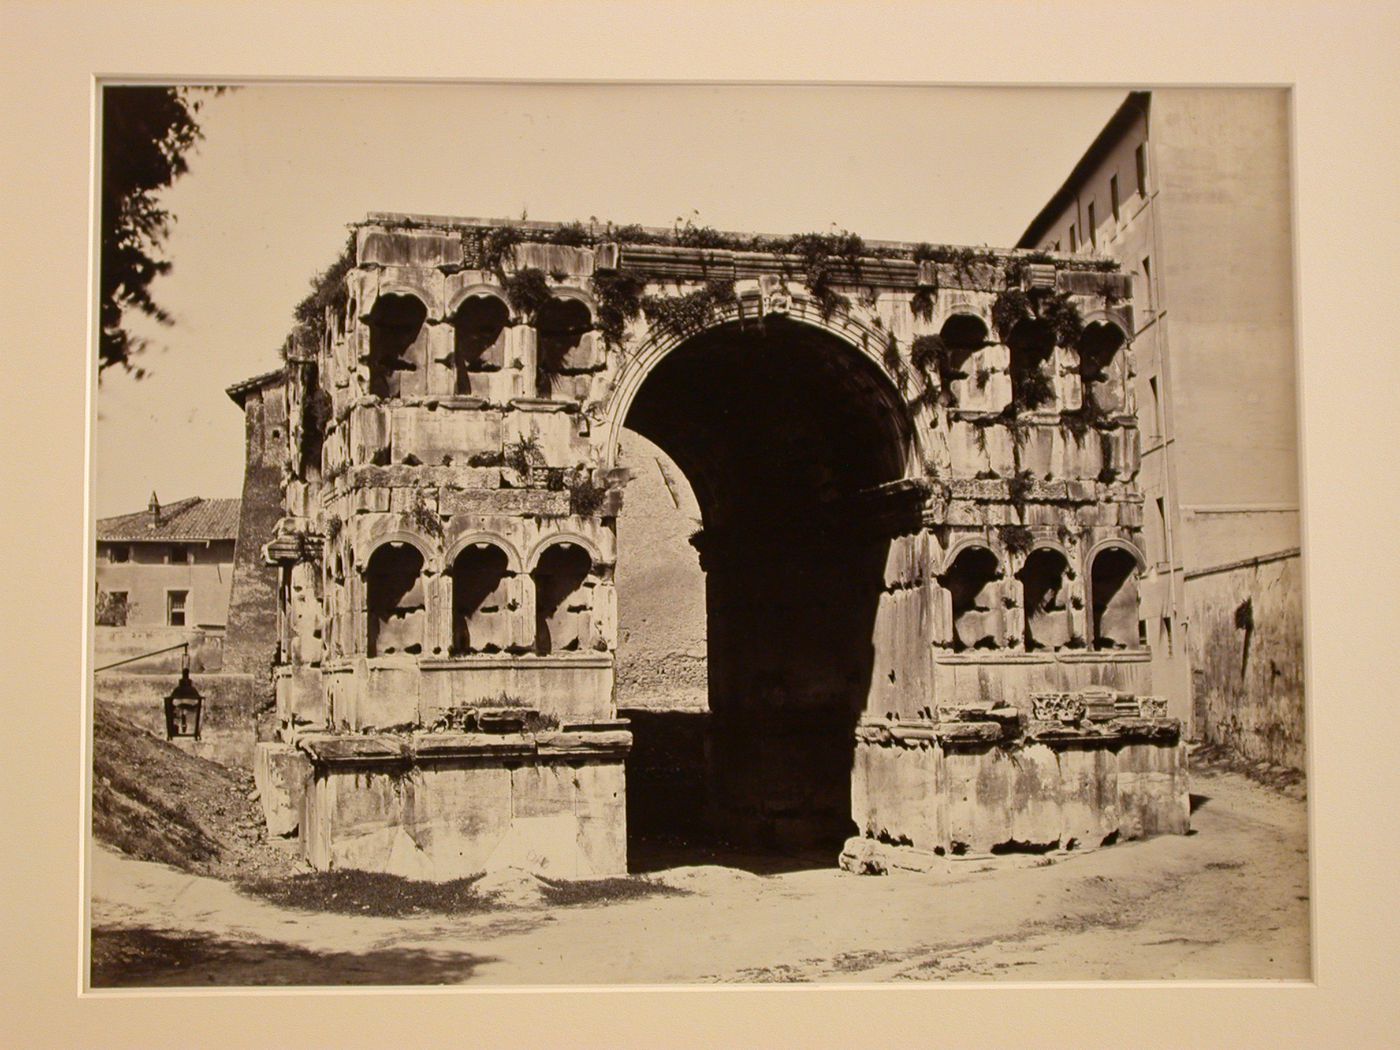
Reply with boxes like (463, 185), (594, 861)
(224, 382), (288, 678)
(614, 429), (707, 711)
(1187, 552), (1305, 771)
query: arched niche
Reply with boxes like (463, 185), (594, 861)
(367, 292), (428, 399)
(1006, 316), (1057, 413)
(449, 542), (513, 654)
(1089, 544), (1141, 650)
(1017, 546), (1073, 650)
(531, 541), (594, 654)
(1077, 320), (1128, 416)
(536, 296), (595, 396)
(452, 293), (510, 394)
(940, 545), (1003, 651)
(365, 541), (426, 656)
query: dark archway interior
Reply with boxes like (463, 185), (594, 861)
(619, 318), (908, 867)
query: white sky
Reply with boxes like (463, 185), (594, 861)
(94, 82), (1124, 517)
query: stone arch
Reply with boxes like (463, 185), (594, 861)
(360, 531), (439, 574)
(524, 532), (604, 573)
(447, 539), (516, 655)
(599, 298), (920, 474)
(444, 531), (523, 574)
(445, 282), (512, 321)
(939, 310), (989, 350)
(1086, 541), (1144, 650)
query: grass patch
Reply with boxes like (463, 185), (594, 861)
(239, 868), (688, 917)
(239, 870), (491, 917)
(538, 876), (689, 907)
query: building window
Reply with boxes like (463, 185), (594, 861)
(1068, 224), (1077, 252)
(167, 544), (190, 564)
(96, 590), (129, 627)
(108, 545), (129, 563)
(167, 590), (188, 627)
(1110, 175), (1120, 222)
(1135, 143), (1148, 197)
(1155, 498), (1168, 565)
(1087, 202), (1097, 248)
(1162, 615), (1174, 656)
(1148, 375), (1162, 437)
(1141, 256), (1154, 311)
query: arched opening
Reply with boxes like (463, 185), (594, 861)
(941, 546), (1003, 651)
(452, 294), (509, 395)
(450, 543), (512, 654)
(367, 293), (427, 399)
(1017, 547), (1072, 650)
(1078, 320), (1128, 416)
(1007, 318), (1057, 413)
(936, 313), (987, 408)
(532, 542), (593, 654)
(536, 297), (593, 398)
(1090, 545), (1140, 650)
(366, 542), (425, 656)
(618, 316), (909, 868)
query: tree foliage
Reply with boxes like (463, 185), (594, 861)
(100, 86), (218, 377)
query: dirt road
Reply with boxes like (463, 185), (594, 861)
(89, 766), (1309, 986)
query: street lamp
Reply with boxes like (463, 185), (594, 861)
(163, 646), (204, 741)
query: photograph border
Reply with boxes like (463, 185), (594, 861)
(4, 1), (1397, 1045)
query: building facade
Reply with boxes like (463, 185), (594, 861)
(247, 215), (1188, 880)
(95, 494), (240, 671)
(1018, 89), (1304, 769)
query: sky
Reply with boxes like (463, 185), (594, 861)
(94, 82), (1124, 518)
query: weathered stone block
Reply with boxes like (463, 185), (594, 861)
(439, 488), (571, 517)
(253, 742), (312, 838)
(357, 228), (463, 269)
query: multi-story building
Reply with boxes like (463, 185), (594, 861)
(95, 493), (240, 670)
(1018, 89), (1304, 768)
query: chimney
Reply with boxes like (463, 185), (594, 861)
(148, 491), (161, 528)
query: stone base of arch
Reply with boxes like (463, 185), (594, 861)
(257, 728), (632, 882)
(841, 717), (1188, 874)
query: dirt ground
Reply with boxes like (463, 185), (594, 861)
(88, 763), (1310, 987)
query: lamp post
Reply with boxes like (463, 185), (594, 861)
(163, 645), (204, 741)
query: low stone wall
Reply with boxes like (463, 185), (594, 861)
(844, 717), (1188, 872)
(93, 672), (263, 769)
(280, 729), (631, 881)
(95, 625), (225, 673)
(1187, 551), (1305, 771)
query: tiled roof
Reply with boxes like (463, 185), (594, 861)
(226, 368), (285, 407)
(97, 497), (242, 542)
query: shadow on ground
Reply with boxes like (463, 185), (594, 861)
(91, 927), (495, 987)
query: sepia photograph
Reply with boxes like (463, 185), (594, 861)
(86, 81), (1311, 989)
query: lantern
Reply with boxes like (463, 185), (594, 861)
(163, 649), (204, 740)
